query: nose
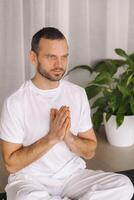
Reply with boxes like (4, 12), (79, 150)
(54, 57), (63, 68)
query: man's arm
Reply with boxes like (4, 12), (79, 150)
(1, 135), (57, 174)
(64, 128), (97, 160)
(1, 106), (70, 173)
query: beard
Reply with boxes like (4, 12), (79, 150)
(37, 61), (66, 82)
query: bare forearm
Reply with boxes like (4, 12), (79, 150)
(64, 133), (97, 159)
(6, 134), (57, 173)
(3, 106), (70, 174)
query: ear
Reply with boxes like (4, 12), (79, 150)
(29, 51), (38, 66)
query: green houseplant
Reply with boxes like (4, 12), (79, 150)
(68, 48), (134, 132)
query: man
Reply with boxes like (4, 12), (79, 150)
(0, 27), (133, 200)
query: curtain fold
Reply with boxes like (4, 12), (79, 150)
(0, 0), (134, 111)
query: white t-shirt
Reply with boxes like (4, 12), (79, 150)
(0, 80), (92, 179)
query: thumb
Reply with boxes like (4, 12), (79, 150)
(50, 108), (58, 121)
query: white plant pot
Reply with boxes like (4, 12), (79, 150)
(104, 114), (134, 147)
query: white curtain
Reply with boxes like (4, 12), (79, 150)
(0, 0), (134, 111)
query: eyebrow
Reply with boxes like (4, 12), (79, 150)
(64, 53), (69, 56)
(45, 53), (69, 57)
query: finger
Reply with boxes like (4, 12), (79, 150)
(66, 117), (71, 132)
(58, 106), (70, 113)
(65, 117), (71, 134)
(58, 106), (70, 119)
(53, 108), (58, 119)
(58, 106), (67, 114)
(54, 109), (58, 117)
(50, 109), (55, 121)
(54, 106), (68, 120)
(56, 109), (70, 126)
(62, 117), (71, 131)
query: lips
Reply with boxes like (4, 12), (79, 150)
(51, 68), (64, 74)
(53, 70), (62, 72)
(51, 71), (63, 78)
(52, 69), (64, 72)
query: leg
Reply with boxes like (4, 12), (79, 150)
(5, 175), (71, 200)
(61, 169), (134, 200)
(6, 179), (51, 200)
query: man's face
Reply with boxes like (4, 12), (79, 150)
(35, 38), (69, 81)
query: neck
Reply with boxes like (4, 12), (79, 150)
(31, 73), (60, 90)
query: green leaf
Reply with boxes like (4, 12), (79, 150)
(92, 109), (103, 131)
(129, 53), (134, 61)
(126, 59), (134, 69)
(95, 59), (125, 75)
(130, 97), (134, 115)
(117, 85), (130, 96)
(93, 60), (107, 72)
(94, 71), (112, 84)
(92, 97), (106, 109)
(127, 73), (134, 86)
(112, 59), (125, 67)
(117, 99), (128, 114)
(108, 94), (119, 113)
(85, 85), (101, 100)
(104, 60), (117, 75)
(105, 112), (112, 122)
(116, 113), (124, 128)
(94, 60), (118, 75)
(115, 48), (129, 59)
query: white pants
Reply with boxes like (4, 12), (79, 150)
(5, 169), (134, 200)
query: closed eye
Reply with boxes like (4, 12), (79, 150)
(45, 55), (57, 60)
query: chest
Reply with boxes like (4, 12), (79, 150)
(23, 93), (81, 145)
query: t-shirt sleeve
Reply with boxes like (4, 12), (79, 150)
(78, 89), (93, 132)
(0, 98), (25, 144)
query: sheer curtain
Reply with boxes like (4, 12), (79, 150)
(0, 0), (134, 111)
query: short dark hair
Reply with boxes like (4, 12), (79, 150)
(31, 27), (66, 53)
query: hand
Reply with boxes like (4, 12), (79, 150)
(48, 106), (70, 141)
(64, 129), (74, 144)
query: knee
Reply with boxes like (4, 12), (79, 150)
(16, 191), (29, 200)
(16, 190), (39, 200)
(119, 174), (134, 199)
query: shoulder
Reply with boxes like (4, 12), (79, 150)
(5, 81), (30, 109)
(61, 80), (89, 107)
(61, 80), (85, 95)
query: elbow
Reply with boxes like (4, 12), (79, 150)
(84, 142), (97, 160)
(5, 162), (18, 174)
(83, 151), (96, 160)
(5, 164), (15, 174)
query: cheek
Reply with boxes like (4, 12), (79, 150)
(58, 58), (68, 66)
(62, 59), (68, 67)
(39, 59), (55, 68)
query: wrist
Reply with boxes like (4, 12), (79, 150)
(46, 132), (59, 146)
(64, 131), (75, 143)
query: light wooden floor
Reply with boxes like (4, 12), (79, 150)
(86, 128), (134, 172)
(0, 128), (134, 192)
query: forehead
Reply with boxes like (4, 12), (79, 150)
(38, 38), (68, 54)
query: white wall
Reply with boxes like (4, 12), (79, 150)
(0, 0), (134, 192)
(0, 0), (134, 110)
